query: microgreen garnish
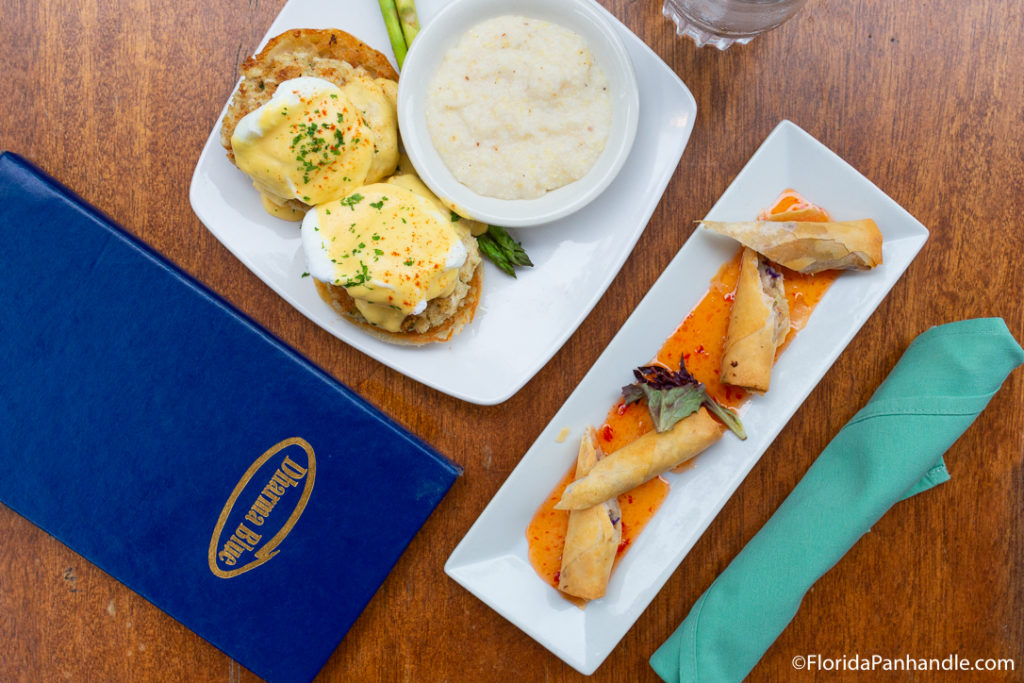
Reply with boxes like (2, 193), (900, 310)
(622, 363), (746, 439)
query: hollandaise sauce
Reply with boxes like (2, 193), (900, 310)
(527, 191), (838, 596)
(231, 77), (375, 213)
(301, 183), (467, 332)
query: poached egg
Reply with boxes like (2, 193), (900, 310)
(230, 76), (376, 216)
(301, 180), (469, 332)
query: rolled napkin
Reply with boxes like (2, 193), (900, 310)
(649, 318), (1024, 683)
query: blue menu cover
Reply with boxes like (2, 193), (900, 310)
(0, 152), (462, 683)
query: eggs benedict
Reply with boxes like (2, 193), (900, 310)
(231, 77), (376, 214)
(302, 178), (482, 344)
(221, 28), (484, 343)
(220, 28), (401, 219)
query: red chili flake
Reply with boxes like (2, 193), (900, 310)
(600, 424), (614, 442)
(552, 570), (561, 584)
(615, 401), (628, 416)
(724, 291), (735, 302)
(696, 344), (705, 355)
(617, 538), (631, 556)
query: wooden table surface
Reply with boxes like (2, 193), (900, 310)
(2, 0), (1022, 681)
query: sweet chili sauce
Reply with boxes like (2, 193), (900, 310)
(526, 191), (838, 594)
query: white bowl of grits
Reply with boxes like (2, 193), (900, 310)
(397, 0), (639, 228)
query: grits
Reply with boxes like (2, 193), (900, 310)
(425, 15), (612, 200)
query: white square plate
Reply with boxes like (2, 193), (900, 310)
(444, 120), (930, 674)
(188, 0), (697, 405)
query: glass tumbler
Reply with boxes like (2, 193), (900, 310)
(663, 0), (808, 49)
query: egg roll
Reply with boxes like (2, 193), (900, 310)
(557, 428), (622, 601)
(555, 408), (725, 511)
(700, 219), (883, 273)
(720, 248), (790, 393)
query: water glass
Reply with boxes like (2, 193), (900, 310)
(663, 0), (808, 49)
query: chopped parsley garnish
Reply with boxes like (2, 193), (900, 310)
(290, 108), (344, 183)
(369, 197), (387, 210)
(341, 261), (371, 288)
(301, 272), (309, 278)
(340, 193), (364, 211)
(404, 258), (415, 266)
(449, 210), (461, 222)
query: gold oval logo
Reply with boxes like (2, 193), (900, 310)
(208, 437), (316, 578)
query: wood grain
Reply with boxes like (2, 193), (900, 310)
(1, 0), (1022, 681)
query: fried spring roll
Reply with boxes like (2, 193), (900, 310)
(700, 219), (883, 273)
(555, 408), (725, 511)
(720, 248), (790, 393)
(557, 428), (622, 600)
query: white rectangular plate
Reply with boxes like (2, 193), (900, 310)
(188, 0), (696, 405)
(445, 120), (930, 674)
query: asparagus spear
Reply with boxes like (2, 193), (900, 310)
(378, 0), (534, 277)
(478, 226), (533, 278)
(378, 0), (408, 67)
(396, 0), (420, 47)
(477, 233), (514, 277)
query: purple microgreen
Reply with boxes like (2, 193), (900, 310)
(622, 361), (746, 439)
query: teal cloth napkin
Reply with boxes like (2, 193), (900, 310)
(649, 318), (1024, 683)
